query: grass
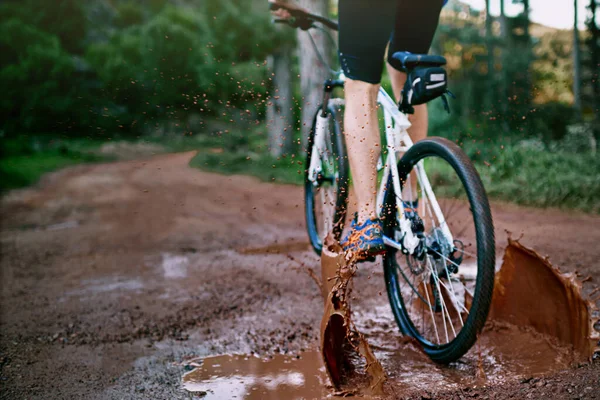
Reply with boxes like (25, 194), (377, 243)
(1, 153), (100, 190)
(0, 136), (109, 192)
(474, 146), (600, 213)
(189, 151), (304, 185)
(425, 143), (600, 213)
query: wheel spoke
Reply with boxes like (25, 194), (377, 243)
(420, 272), (441, 344)
(427, 256), (455, 342)
(395, 258), (432, 306)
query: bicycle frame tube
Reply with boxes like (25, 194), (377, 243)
(308, 114), (329, 184)
(309, 84), (454, 254)
(376, 88), (454, 252)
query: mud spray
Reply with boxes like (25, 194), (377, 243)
(182, 238), (600, 398)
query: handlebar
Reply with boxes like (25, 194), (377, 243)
(269, 1), (338, 31)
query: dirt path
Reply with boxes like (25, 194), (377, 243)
(1, 152), (598, 399)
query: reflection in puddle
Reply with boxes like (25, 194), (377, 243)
(161, 253), (189, 279)
(67, 277), (144, 296)
(182, 351), (329, 399)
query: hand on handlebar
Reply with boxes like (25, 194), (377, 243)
(269, 1), (309, 22)
(270, 6), (292, 20)
(268, 0), (338, 31)
(269, 1), (307, 14)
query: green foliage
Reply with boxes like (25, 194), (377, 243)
(86, 4), (215, 128)
(190, 150), (303, 185)
(527, 102), (576, 144)
(434, 7), (577, 142)
(83, 0), (281, 134)
(0, 136), (105, 191)
(2, 0), (279, 136)
(0, 0), (86, 53)
(532, 27), (574, 104)
(479, 145), (600, 212)
(423, 142), (600, 213)
(0, 18), (80, 132)
(203, 0), (282, 60)
(115, 2), (145, 28)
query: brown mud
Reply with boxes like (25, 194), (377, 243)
(490, 239), (599, 362)
(182, 238), (600, 399)
(1, 152), (599, 399)
(319, 237), (386, 395)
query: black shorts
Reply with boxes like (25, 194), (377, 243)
(338, 0), (444, 84)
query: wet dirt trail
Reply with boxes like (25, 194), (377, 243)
(1, 152), (599, 399)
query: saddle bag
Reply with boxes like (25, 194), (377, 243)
(400, 67), (448, 112)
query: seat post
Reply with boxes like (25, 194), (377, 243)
(399, 74), (415, 114)
(321, 79), (344, 117)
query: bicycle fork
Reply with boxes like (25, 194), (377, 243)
(308, 80), (345, 185)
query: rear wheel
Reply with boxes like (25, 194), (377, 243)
(382, 137), (495, 363)
(305, 105), (348, 255)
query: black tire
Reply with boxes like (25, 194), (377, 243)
(305, 105), (349, 255)
(382, 137), (495, 363)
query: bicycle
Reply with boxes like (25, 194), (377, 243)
(269, 1), (495, 364)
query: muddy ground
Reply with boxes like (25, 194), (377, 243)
(1, 151), (599, 399)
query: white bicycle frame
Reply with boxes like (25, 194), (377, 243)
(308, 81), (454, 256)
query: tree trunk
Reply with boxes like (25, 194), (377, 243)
(485, 0), (494, 112)
(574, 0), (582, 116)
(499, 0), (507, 36)
(523, 0), (531, 106)
(296, 0), (332, 150)
(267, 47), (295, 157)
(523, 0), (530, 39)
(499, 0), (509, 133)
(266, 0), (295, 157)
(587, 0), (600, 146)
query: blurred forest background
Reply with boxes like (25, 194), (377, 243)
(0, 0), (599, 212)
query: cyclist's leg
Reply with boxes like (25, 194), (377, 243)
(338, 0), (396, 225)
(386, 0), (444, 201)
(343, 80), (380, 224)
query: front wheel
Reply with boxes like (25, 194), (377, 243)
(382, 137), (495, 364)
(305, 105), (348, 255)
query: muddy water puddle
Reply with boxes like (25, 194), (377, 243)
(183, 316), (574, 399)
(354, 304), (575, 392)
(182, 351), (330, 399)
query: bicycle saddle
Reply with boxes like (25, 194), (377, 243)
(389, 51), (446, 71)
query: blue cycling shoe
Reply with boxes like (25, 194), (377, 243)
(341, 216), (385, 260)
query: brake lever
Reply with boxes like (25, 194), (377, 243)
(295, 17), (314, 31)
(272, 17), (300, 29)
(271, 16), (313, 31)
(269, 1), (321, 31)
